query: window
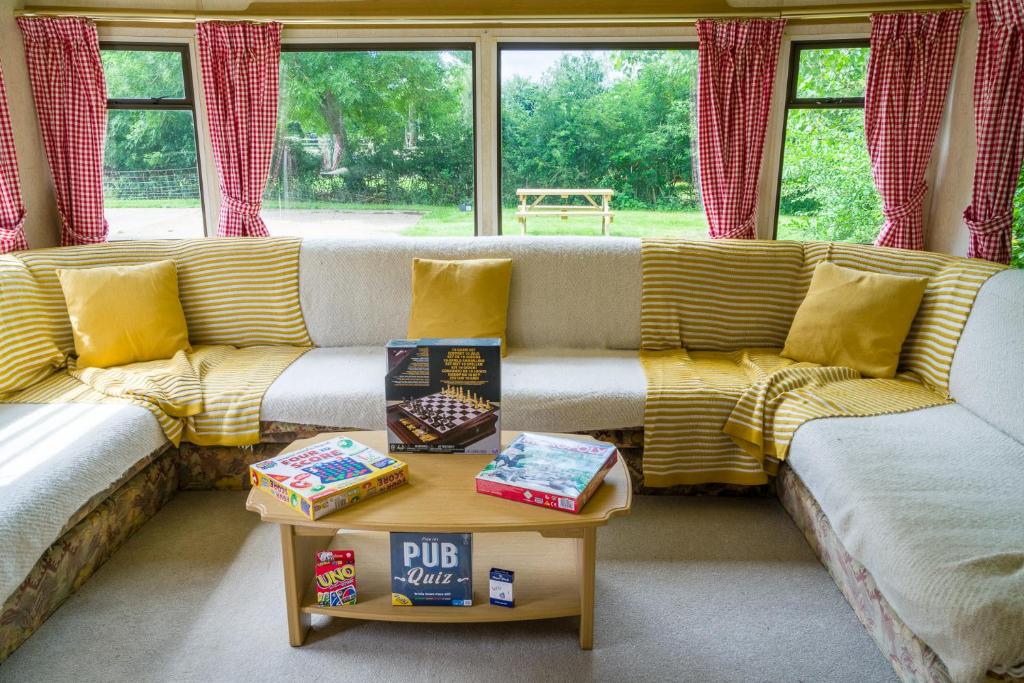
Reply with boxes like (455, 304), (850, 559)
(1013, 164), (1023, 268)
(265, 45), (476, 237)
(499, 44), (703, 237)
(101, 44), (205, 239)
(775, 42), (881, 242)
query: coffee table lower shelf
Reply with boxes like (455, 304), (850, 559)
(299, 530), (581, 624)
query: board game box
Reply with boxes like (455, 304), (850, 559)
(385, 338), (501, 454)
(315, 550), (357, 607)
(249, 436), (408, 521)
(390, 532), (473, 606)
(474, 433), (619, 513)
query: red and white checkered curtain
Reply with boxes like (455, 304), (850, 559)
(865, 11), (964, 250)
(17, 17), (108, 247)
(197, 21), (281, 237)
(963, 0), (1024, 264)
(0, 63), (28, 253)
(696, 18), (786, 240)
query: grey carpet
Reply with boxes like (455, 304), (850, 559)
(0, 492), (896, 683)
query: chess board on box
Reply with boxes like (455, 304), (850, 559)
(385, 339), (500, 454)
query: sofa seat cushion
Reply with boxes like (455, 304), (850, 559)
(261, 347), (646, 433)
(787, 404), (1024, 682)
(0, 403), (169, 604)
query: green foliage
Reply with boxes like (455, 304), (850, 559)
(268, 50), (474, 207)
(1013, 164), (1024, 268)
(100, 43), (987, 252)
(101, 50), (199, 202)
(777, 46), (880, 243)
(777, 108), (881, 243)
(500, 51), (698, 211)
(101, 49), (185, 99)
(795, 47), (869, 100)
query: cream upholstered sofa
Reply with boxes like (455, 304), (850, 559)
(0, 237), (1021, 683)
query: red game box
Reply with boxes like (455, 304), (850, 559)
(314, 550), (356, 607)
(474, 433), (618, 513)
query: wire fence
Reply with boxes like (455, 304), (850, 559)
(103, 167), (200, 201)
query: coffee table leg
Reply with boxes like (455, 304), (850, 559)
(578, 527), (597, 650)
(279, 524), (336, 646)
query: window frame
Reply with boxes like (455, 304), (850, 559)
(495, 40), (699, 236)
(276, 42), (480, 236)
(99, 41), (208, 235)
(771, 38), (870, 239)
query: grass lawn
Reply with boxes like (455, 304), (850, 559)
(105, 198), (801, 239)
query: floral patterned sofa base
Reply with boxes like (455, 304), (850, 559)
(777, 465), (1021, 683)
(0, 424), (775, 663)
(0, 447), (176, 662)
(179, 422), (771, 498)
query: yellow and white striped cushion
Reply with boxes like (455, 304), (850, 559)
(640, 239), (1006, 488)
(641, 239), (806, 351)
(0, 256), (65, 396)
(801, 242), (1005, 394)
(14, 237), (311, 355)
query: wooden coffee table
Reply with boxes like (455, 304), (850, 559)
(245, 430), (632, 650)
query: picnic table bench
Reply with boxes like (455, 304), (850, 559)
(515, 189), (614, 236)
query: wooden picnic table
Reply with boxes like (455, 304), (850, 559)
(515, 189), (614, 236)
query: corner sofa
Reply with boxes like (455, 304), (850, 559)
(0, 237), (1020, 683)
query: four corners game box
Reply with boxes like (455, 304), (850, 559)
(391, 532), (473, 606)
(474, 433), (619, 513)
(385, 338), (501, 455)
(249, 436), (408, 521)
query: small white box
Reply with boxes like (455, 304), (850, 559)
(489, 567), (514, 608)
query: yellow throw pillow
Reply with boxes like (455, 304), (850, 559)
(407, 257), (513, 355)
(0, 256), (65, 394)
(782, 261), (928, 379)
(57, 260), (191, 369)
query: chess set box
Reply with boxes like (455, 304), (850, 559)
(385, 338), (501, 454)
(390, 532), (473, 606)
(475, 433), (619, 513)
(249, 436), (409, 520)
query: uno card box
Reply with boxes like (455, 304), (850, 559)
(385, 338), (501, 455)
(390, 532), (473, 606)
(315, 550), (357, 607)
(249, 436), (408, 521)
(475, 432), (618, 514)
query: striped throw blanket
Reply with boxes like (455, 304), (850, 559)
(640, 239), (1005, 487)
(1, 238), (311, 446)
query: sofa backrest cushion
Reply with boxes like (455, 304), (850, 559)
(949, 269), (1024, 444)
(14, 238), (310, 353)
(0, 256), (65, 395)
(299, 237), (641, 349)
(802, 242), (1005, 393)
(640, 239), (808, 350)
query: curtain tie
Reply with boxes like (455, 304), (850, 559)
(882, 183), (928, 224)
(0, 214), (25, 234)
(963, 207), (1013, 236)
(223, 195), (262, 217)
(718, 213), (757, 240)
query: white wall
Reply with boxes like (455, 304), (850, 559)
(926, 2), (978, 256)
